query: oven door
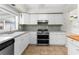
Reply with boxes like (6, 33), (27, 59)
(37, 40), (49, 44)
(37, 35), (49, 39)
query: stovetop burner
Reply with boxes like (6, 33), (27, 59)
(37, 29), (49, 35)
(37, 29), (49, 45)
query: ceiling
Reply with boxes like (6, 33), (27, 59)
(8, 4), (64, 13)
(0, 10), (10, 16)
(8, 4), (77, 13)
(0, 4), (19, 16)
(0, 4), (77, 15)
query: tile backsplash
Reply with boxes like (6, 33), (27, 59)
(19, 25), (63, 31)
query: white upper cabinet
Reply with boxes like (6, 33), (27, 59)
(19, 13), (64, 25)
(19, 13), (30, 24)
(30, 14), (39, 24)
(48, 14), (55, 24)
(48, 14), (64, 24)
(20, 13), (38, 24)
(54, 14), (64, 24)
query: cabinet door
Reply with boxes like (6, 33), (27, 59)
(69, 48), (79, 55)
(49, 32), (55, 44)
(54, 34), (66, 45)
(50, 32), (66, 45)
(48, 14), (63, 24)
(54, 14), (63, 24)
(14, 35), (24, 55)
(30, 14), (38, 24)
(22, 34), (29, 50)
(23, 13), (30, 24)
(48, 14), (55, 24)
(68, 42), (79, 55)
(67, 37), (79, 47)
(14, 33), (29, 55)
(20, 13), (30, 24)
(30, 32), (37, 44)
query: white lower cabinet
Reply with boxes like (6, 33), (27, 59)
(30, 32), (66, 45)
(54, 34), (66, 45)
(67, 38), (79, 55)
(50, 32), (66, 45)
(30, 32), (37, 44)
(68, 42), (79, 55)
(14, 33), (30, 55)
(49, 33), (55, 45)
(14, 32), (67, 54)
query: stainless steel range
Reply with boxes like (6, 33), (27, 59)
(37, 29), (49, 45)
(37, 20), (49, 45)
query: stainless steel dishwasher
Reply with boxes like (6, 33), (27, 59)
(0, 39), (15, 55)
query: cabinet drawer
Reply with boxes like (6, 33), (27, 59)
(68, 38), (79, 47)
(68, 42), (79, 55)
(68, 48), (79, 55)
(49, 38), (55, 45)
(37, 40), (49, 44)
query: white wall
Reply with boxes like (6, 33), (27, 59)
(63, 13), (70, 32)
(60, 14), (67, 31)
(61, 4), (77, 33)
(63, 7), (79, 34)
(72, 5), (79, 34)
(63, 4), (77, 13)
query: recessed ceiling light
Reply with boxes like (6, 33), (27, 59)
(11, 4), (15, 6)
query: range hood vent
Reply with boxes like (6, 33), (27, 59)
(38, 20), (48, 22)
(37, 20), (48, 24)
